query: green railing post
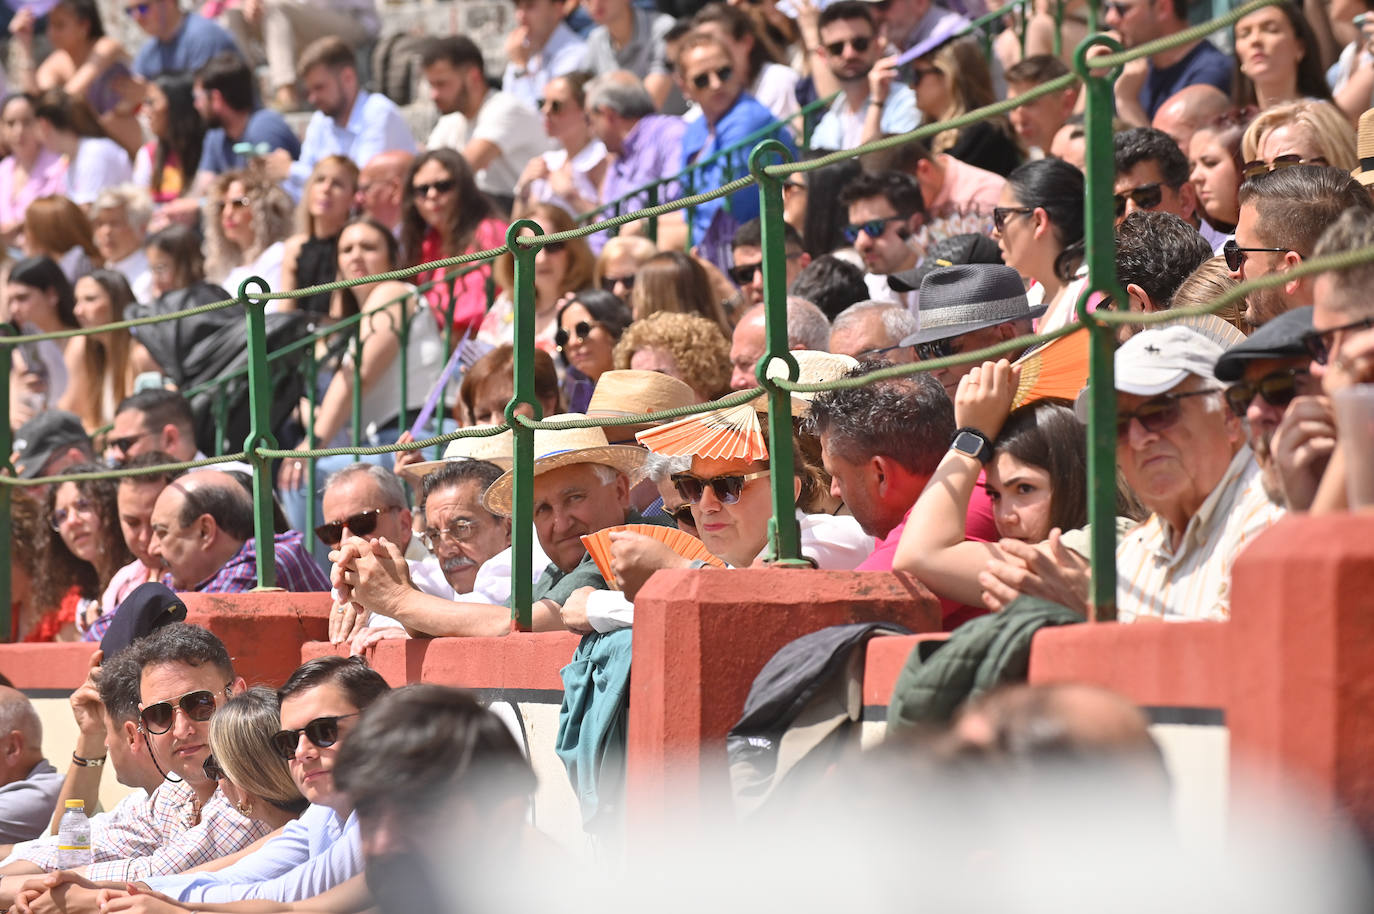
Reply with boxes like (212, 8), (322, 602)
(239, 277), (279, 590)
(749, 140), (806, 566)
(1075, 35), (1126, 623)
(506, 222), (542, 632)
(350, 316), (363, 460)
(303, 343), (318, 542)
(0, 332), (14, 640)
(645, 183), (659, 245)
(1052, 0), (1064, 58)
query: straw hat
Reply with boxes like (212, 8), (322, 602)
(1353, 108), (1374, 188)
(482, 414), (648, 517)
(585, 370), (698, 441)
(395, 425), (515, 488)
(750, 350), (860, 416)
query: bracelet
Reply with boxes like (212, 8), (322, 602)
(72, 753), (106, 768)
(868, 98), (885, 108)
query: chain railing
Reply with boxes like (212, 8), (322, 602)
(0, 0), (1308, 638)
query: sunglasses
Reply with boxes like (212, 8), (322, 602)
(420, 519), (479, 551)
(914, 338), (954, 362)
(728, 252), (801, 286)
(537, 98), (565, 115)
(1240, 154), (1329, 180)
(411, 179), (456, 197)
(203, 755), (225, 782)
(1221, 239), (1289, 272)
(1303, 316), (1374, 365)
(842, 216), (904, 244)
(555, 320), (604, 349)
(1113, 183), (1164, 218)
(1116, 389), (1216, 440)
(667, 504), (696, 527)
(690, 65), (734, 90)
(910, 65), (942, 82)
(601, 273), (635, 294)
(670, 470), (770, 506)
(140, 685), (231, 735)
(50, 497), (96, 532)
(1223, 368), (1309, 416)
(823, 36), (872, 55)
(537, 241), (566, 256)
(270, 713), (361, 760)
(222, 196), (252, 211)
(107, 430), (152, 455)
(314, 506), (401, 546)
(992, 205), (1035, 233)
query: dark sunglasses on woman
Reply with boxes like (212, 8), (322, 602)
(270, 713), (361, 760)
(670, 470), (770, 506)
(555, 320), (603, 349)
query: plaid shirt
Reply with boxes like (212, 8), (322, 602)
(14, 780), (270, 880)
(164, 531), (330, 594)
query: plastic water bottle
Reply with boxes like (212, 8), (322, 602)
(56, 800), (92, 869)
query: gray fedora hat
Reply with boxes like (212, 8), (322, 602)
(900, 263), (1046, 346)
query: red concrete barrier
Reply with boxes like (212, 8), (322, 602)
(303, 631), (581, 689)
(183, 592), (332, 688)
(0, 643), (98, 689)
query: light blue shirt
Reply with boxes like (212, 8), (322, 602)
(145, 805), (361, 903)
(810, 84), (920, 151)
(288, 90), (417, 200)
(502, 22), (589, 110)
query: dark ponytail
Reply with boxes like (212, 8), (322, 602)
(1006, 158), (1085, 283)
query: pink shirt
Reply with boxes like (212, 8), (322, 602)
(0, 148), (67, 228)
(925, 154), (1005, 217)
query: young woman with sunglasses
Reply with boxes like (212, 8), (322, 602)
(913, 37), (1022, 177)
(480, 203), (595, 353)
(556, 289), (632, 412)
(691, 2), (800, 121)
(1232, 1), (1333, 112)
(203, 164), (294, 299)
(592, 235), (657, 306)
(513, 73), (607, 225)
(46, 467), (134, 639)
(402, 148), (508, 338)
(992, 158), (1087, 332)
(203, 687), (309, 831)
(893, 362), (1094, 609)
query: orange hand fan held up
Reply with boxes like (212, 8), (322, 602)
(580, 524), (726, 590)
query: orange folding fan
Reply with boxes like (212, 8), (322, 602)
(634, 404), (768, 461)
(580, 524), (726, 589)
(1012, 327), (1090, 408)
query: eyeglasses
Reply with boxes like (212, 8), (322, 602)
(50, 498), (96, 532)
(420, 519), (480, 551)
(842, 216), (905, 244)
(914, 338), (954, 361)
(411, 179), (456, 197)
(139, 684), (232, 735)
(1302, 315), (1374, 365)
(1221, 239), (1289, 272)
(270, 713), (361, 760)
(728, 252), (801, 286)
(992, 205), (1035, 232)
(222, 196), (252, 211)
(689, 65), (734, 90)
(670, 470), (771, 506)
(667, 504), (696, 527)
(203, 755), (225, 782)
(601, 274), (635, 294)
(1241, 154), (1329, 180)
(1223, 368), (1310, 416)
(537, 98), (565, 115)
(313, 506), (402, 546)
(555, 320), (604, 349)
(823, 36), (872, 55)
(1116, 389), (1217, 440)
(1113, 182), (1165, 218)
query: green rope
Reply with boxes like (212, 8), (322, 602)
(4, 294), (244, 345)
(0, 452), (249, 486)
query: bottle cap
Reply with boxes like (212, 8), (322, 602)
(65, 800), (84, 809)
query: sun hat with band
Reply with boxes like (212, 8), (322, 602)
(396, 425), (515, 488)
(899, 264), (1046, 347)
(749, 349), (860, 417)
(1072, 325), (1224, 421)
(482, 414), (648, 517)
(585, 370), (698, 442)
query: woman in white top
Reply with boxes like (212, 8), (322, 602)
(277, 217), (444, 493)
(32, 88), (131, 206)
(691, 3), (799, 122)
(204, 164), (294, 297)
(513, 72), (607, 221)
(992, 158), (1087, 333)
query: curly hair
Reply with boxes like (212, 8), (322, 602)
(612, 311), (731, 401)
(203, 163), (295, 285)
(45, 466), (133, 599)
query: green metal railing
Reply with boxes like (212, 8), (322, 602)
(0, 0), (1331, 638)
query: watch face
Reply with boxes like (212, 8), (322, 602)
(953, 431), (983, 455)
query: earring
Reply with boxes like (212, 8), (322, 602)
(236, 800), (253, 816)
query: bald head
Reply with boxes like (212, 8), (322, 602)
(149, 470), (255, 589)
(359, 150), (414, 232)
(1151, 84), (1231, 154)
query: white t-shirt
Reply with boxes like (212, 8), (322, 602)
(67, 138), (133, 205)
(427, 91), (552, 198)
(751, 62), (801, 122)
(525, 140), (607, 218)
(224, 240), (285, 300)
(362, 539), (551, 630)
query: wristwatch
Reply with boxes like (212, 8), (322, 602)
(951, 427), (994, 464)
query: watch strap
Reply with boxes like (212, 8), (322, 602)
(952, 427), (995, 464)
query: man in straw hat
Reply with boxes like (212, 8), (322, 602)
(901, 264), (1042, 399)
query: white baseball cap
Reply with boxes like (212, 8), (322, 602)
(1074, 326), (1223, 420)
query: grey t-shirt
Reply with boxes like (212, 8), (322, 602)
(0, 760), (63, 843)
(585, 8), (675, 78)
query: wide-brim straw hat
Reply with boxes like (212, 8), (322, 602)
(482, 414), (648, 517)
(1353, 108), (1374, 187)
(899, 264), (1046, 346)
(749, 350), (860, 416)
(586, 370), (698, 440)
(396, 425), (514, 488)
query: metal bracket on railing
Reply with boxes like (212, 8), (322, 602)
(506, 220), (544, 632)
(749, 140), (808, 568)
(239, 276), (281, 591)
(1074, 34), (1126, 623)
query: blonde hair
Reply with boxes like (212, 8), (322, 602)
(492, 203), (594, 297)
(1167, 255), (1249, 333)
(593, 235), (657, 286)
(925, 37), (1012, 156)
(203, 163), (295, 285)
(296, 155), (359, 237)
(612, 310), (731, 401)
(1240, 99), (1357, 171)
(209, 687), (305, 813)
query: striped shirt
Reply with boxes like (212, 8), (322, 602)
(1117, 446), (1283, 622)
(164, 531), (330, 594)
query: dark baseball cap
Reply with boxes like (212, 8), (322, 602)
(100, 583), (187, 657)
(1213, 306), (1314, 382)
(12, 410), (91, 478)
(888, 234), (1004, 293)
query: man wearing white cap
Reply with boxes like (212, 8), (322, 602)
(1092, 325), (1283, 621)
